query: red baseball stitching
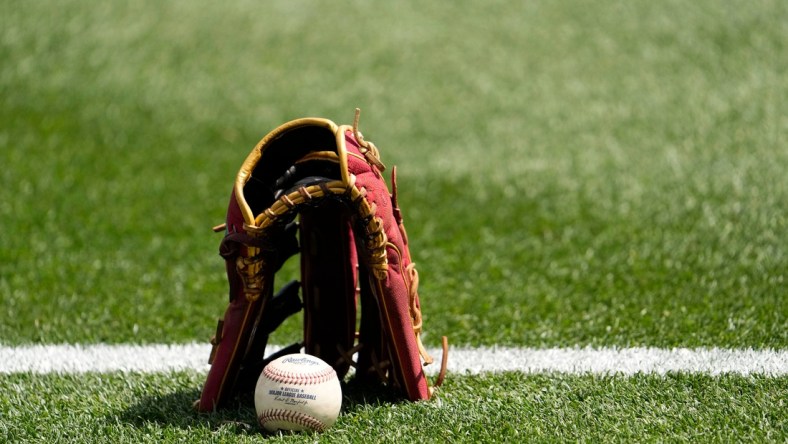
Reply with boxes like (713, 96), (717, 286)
(263, 364), (337, 385)
(258, 408), (326, 432)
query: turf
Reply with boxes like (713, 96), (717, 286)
(1, 371), (785, 443)
(1, 0), (785, 349)
(0, 0), (786, 441)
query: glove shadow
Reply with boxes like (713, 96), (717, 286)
(114, 388), (258, 435)
(339, 378), (408, 414)
(114, 379), (409, 434)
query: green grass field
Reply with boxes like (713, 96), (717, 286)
(1, 0), (786, 442)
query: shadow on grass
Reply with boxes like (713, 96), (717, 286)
(115, 379), (405, 435)
(117, 388), (260, 435)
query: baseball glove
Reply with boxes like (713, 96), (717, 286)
(196, 109), (448, 411)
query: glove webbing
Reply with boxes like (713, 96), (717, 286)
(247, 174), (388, 281)
(244, 172), (447, 390)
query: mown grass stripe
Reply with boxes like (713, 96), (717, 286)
(1, 344), (785, 376)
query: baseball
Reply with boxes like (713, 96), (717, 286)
(254, 353), (342, 433)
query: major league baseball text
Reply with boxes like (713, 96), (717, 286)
(255, 354), (342, 433)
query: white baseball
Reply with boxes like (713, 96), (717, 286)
(254, 354), (342, 433)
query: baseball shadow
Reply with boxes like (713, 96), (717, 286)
(113, 380), (403, 435)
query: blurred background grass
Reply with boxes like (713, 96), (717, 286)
(1, 0), (785, 347)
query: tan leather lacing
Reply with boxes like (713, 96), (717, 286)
(330, 262), (448, 394)
(225, 112), (448, 397)
(242, 175), (448, 392)
(353, 108), (386, 172)
(334, 343), (363, 370)
(406, 262), (449, 392)
(333, 342), (395, 387)
(236, 248), (266, 302)
(247, 175), (389, 281)
(295, 151), (340, 164)
(406, 263), (431, 364)
(367, 349), (392, 384)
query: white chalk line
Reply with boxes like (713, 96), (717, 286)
(0, 344), (785, 376)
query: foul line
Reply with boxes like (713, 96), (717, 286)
(0, 344), (785, 376)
